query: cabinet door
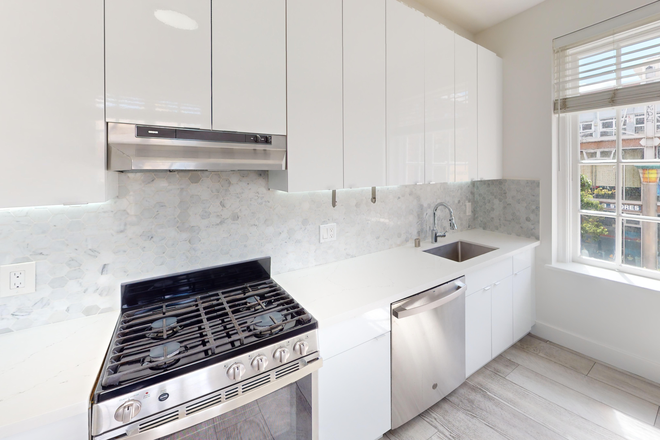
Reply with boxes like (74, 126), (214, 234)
(491, 276), (513, 357)
(212, 0), (286, 135)
(466, 287), (492, 377)
(477, 46), (503, 180)
(454, 35), (478, 182)
(343, 0), (386, 189)
(386, 0), (425, 186)
(424, 18), (455, 184)
(513, 267), (534, 341)
(274, 0), (343, 192)
(105, 0), (212, 129)
(318, 333), (391, 440)
(0, 0), (115, 208)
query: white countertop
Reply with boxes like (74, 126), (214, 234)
(0, 311), (118, 439)
(0, 229), (537, 439)
(274, 229), (539, 329)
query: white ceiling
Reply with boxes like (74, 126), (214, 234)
(416, 0), (546, 34)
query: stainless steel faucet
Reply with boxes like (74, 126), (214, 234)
(432, 202), (458, 243)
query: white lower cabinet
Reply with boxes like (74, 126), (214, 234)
(513, 266), (534, 341)
(491, 276), (513, 357)
(466, 250), (535, 377)
(466, 287), (492, 377)
(318, 333), (391, 440)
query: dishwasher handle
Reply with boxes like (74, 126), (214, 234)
(393, 281), (466, 319)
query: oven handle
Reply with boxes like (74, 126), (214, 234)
(393, 281), (466, 319)
(94, 356), (322, 440)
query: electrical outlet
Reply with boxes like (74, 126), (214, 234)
(10, 271), (25, 289)
(466, 202), (472, 216)
(0, 262), (36, 298)
(320, 223), (337, 243)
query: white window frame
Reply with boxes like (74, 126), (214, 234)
(562, 105), (660, 281)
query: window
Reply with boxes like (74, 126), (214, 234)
(573, 104), (660, 275)
(555, 14), (660, 279)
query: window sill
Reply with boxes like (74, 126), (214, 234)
(547, 262), (660, 293)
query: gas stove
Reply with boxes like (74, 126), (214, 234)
(91, 258), (321, 440)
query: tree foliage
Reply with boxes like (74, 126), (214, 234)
(580, 175), (607, 243)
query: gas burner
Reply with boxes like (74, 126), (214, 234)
(252, 311), (285, 338)
(147, 317), (180, 339)
(240, 295), (268, 313)
(146, 341), (182, 370)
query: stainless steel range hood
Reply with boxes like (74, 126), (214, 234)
(107, 123), (286, 172)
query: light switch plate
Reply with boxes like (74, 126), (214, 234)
(466, 202), (472, 216)
(0, 262), (36, 297)
(320, 223), (337, 243)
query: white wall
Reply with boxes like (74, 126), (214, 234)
(401, 0), (474, 40)
(476, 0), (660, 382)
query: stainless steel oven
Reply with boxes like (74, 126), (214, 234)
(90, 259), (321, 440)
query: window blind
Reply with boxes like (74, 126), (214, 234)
(554, 2), (660, 114)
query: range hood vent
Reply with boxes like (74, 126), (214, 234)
(107, 123), (286, 172)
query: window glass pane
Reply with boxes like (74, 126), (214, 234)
(622, 219), (660, 272)
(579, 110), (616, 160)
(580, 165), (616, 212)
(621, 105), (660, 161)
(622, 165), (660, 217)
(580, 215), (616, 262)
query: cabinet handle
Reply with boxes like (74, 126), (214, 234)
(494, 281), (501, 286)
(483, 286), (492, 291)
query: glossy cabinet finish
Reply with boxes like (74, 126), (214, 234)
(0, 0), (116, 208)
(513, 266), (534, 341)
(465, 249), (535, 377)
(491, 276), (514, 357)
(386, 0), (425, 186)
(105, 0), (212, 129)
(424, 17), (455, 184)
(466, 286), (492, 377)
(478, 46), (503, 180)
(455, 35), (478, 182)
(212, 0), (286, 135)
(343, 0), (387, 189)
(318, 333), (391, 440)
(270, 0), (343, 192)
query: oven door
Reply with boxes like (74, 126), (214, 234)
(94, 357), (320, 440)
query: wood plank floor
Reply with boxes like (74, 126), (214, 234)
(384, 335), (660, 440)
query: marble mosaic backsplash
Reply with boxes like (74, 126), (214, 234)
(474, 179), (540, 240)
(0, 172), (538, 333)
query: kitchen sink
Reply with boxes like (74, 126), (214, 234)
(424, 241), (498, 262)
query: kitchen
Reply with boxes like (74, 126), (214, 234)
(1, 0), (659, 439)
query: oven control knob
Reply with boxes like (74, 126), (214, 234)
(114, 399), (142, 424)
(273, 347), (290, 363)
(293, 341), (309, 356)
(226, 362), (246, 381)
(251, 355), (269, 372)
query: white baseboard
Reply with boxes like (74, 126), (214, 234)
(532, 321), (660, 384)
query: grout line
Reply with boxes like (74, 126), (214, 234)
(467, 371), (573, 440)
(586, 361), (597, 377)
(504, 364), (519, 378)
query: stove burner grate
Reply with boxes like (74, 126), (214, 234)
(101, 279), (314, 388)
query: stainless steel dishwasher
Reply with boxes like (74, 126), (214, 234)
(391, 276), (466, 429)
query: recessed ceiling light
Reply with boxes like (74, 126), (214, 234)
(154, 10), (198, 31)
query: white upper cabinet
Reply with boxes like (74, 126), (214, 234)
(270, 0), (343, 192)
(343, 0), (387, 189)
(478, 46), (503, 180)
(212, 0), (286, 135)
(424, 18), (455, 184)
(386, 0), (425, 186)
(105, 0), (212, 129)
(0, 0), (116, 208)
(455, 35), (478, 182)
